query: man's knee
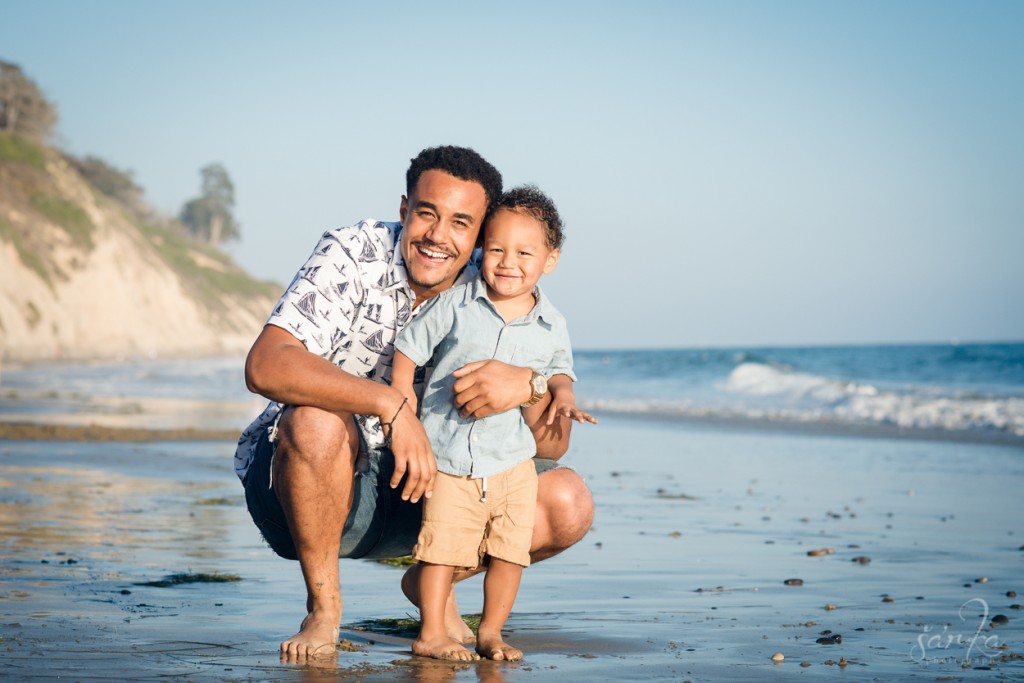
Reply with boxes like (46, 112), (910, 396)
(537, 468), (594, 539)
(275, 406), (359, 467)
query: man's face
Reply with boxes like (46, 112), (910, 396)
(400, 169), (488, 304)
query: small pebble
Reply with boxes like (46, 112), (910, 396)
(816, 634), (842, 645)
(800, 661), (811, 668)
(771, 652), (784, 662)
(851, 556), (871, 564)
(1007, 591), (1017, 598)
(668, 532), (681, 538)
(991, 615), (1009, 626)
(824, 603), (837, 611)
(882, 595), (896, 603)
(120, 589), (131, 595)
(784, 578), (804, 586)
(975, 577), (989, 584)
(1010, 604), (1021, 610)
(807, 548), (834, 557)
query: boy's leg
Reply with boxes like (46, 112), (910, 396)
(401, 462), (594, 640)
(413, 562), (480, 661)
(476, 558), (525, 661)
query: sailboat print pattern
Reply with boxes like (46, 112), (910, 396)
(233, 219), (479, 481)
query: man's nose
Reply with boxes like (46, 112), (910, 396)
(424, 220), (449, 244)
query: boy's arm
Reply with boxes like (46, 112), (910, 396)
(390, 350), (419, 414)
(520, 373), (596, 460)
(542, 374), (598, 425)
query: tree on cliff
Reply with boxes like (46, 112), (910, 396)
(0, 60), (57, 140)
(179, 163), (240, 245)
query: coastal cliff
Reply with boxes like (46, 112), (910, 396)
(0, 134), (280, 360)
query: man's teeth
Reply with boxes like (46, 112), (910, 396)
(420, 247), (449, 259)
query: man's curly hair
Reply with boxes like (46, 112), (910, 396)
(493, 184), (565, 250)
(406, 146), (503, 212)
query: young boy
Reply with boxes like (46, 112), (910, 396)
(391, 185), (596, 662)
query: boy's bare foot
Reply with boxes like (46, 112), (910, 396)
(413, 634), (481, 662)
(280, 610), (340, 660)
(476, 634), (523, 662)
(402, 564), (476, 643)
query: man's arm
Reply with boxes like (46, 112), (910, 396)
(451, 360), (573, 459)
(245, 324), (436, 502)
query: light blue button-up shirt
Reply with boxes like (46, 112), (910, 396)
(394, 274), (576, 478)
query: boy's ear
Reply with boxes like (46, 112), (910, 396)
(543, 248), (561, 275)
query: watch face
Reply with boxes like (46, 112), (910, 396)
(532, 373), (547, 394)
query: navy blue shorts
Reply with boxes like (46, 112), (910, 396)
(243, 427), (561, 561)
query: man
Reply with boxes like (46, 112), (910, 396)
(236, 145), (594, 659)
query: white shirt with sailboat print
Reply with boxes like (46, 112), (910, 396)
(233, 219), (476, 482)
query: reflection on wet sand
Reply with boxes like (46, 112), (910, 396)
(0, 464), (236, 567)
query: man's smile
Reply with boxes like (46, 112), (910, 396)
(412, 241), (455, 263)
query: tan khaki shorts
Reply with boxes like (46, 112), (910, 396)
(413, 459), (538, 569)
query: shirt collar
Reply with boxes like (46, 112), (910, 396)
(469, 273), (553, 323)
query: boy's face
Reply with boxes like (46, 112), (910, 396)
(400, 169), (488, 303)
(481, 208), (560, 303)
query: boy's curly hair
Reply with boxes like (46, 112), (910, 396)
(493, 184), (565, 250)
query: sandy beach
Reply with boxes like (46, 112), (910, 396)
(1, 361), (1023, 681)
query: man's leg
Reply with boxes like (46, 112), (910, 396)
(402, 466), (594, 636)
(271, 406), (359, 660)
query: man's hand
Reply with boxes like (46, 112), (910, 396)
(383, 396), (437, 503)
(451, 360), (533, 419)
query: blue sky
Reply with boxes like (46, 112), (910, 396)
(3, 0), (1021, 349)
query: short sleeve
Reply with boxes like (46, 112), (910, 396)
(395, 291), (456, 367)
(266, 229), (364, 358)
(544, 317), (577, 381)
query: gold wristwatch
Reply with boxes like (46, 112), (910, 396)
(522, 369), (548, 407)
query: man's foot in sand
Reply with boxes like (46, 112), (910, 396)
(402, 565), (476, 643)
(413, 634), (481, 662)
(476, 634), (523, 662)
(280, 610), (340, 661)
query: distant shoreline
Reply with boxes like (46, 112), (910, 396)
(0, 422), (238, 442)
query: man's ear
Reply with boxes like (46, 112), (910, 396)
(399, 195), (409, 226)
(543, 248), (561, 275)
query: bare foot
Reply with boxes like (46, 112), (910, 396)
(476, 634), (523, 662)
(413, 633), (481, 662)
(402, 564), (476, 643)
(280, 610), (340, 661)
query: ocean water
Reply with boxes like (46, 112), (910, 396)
(2, 342), (1023, 445)
(574, 342), (1024, 445)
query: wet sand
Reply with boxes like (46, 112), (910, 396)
(2, 404), (1023, 680)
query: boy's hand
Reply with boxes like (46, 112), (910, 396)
(383, 395), (437, 503)
(545, 393), (598, 426)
